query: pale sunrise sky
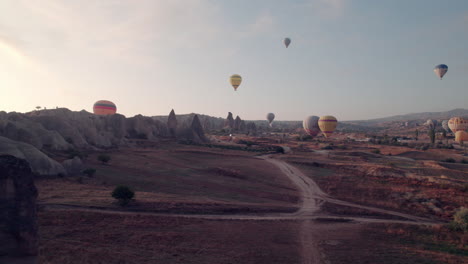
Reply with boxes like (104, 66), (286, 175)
(0, 0), (467, 121)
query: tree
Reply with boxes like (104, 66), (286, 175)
(82, 168), (96, 177)
(112, 185), (135, 206)
(415, 129), (419, 141)
(98, 154), (111, 164)
(451, 207), (468, 246)
(428, 129), (436, 144)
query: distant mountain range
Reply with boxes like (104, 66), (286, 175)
(346, 109), (468, 126)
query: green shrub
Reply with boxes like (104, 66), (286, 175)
(111, 185), (135, 206)
(321, 145), (333, 150)
(98, 154), (111, 164)
(82, 168), (96, 177)
(451, 207), (468, 232)
(371, 149), (380, 154)
(461, 160), (468, 164)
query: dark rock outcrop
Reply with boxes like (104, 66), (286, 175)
(224, 112), (234, 129)
(167, 109), (178, 137)
(0, 155), (38, 260)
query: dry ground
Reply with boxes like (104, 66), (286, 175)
(35, 139), (468, 263)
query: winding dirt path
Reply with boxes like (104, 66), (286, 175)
(43, 155), (441, 264)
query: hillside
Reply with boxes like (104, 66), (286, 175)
(346, 108), (468, 127)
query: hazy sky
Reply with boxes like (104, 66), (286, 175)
(1, 0), (467, 121)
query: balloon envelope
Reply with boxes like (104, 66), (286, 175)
(318, 115), (338, 138)
(455, 131), (468, 143)
(229, 74), (242, 91)
(441, 120), (450, 132)
(266, 113), (275, 126)
(425, 119), (438, 129)
(448, 117), (468, 133)
(434, 64), (448, 79)
(283, 38), (291, 48)
(303, 116), (320, 137)
(93, 100), (116, 115)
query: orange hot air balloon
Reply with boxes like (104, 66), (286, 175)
(318, 115), (337, 138)
(455, 131), (468, 144)
(448, 117), (468, 133)
(93, 100), (117, 115)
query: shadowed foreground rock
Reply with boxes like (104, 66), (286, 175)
(0, 155), (38, 263)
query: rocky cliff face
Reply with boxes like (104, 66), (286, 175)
(0, 155), (38, 260)
(0, 108), (169, 150)
(0, 136), (66, 176)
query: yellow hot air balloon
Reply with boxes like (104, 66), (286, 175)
(448, 117), (468, 133)
(455, 131), (468, 144)
(318, 115), (337, 138)
(229, 74), (242, 91)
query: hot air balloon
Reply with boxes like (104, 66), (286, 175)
(425, 119), (438, 129)
(448, 117), (468, 133)
(318, 115), (338, 138)
(455, 131), (468, 144)
(229, 74), (242, 91)
(441, 120), (450, 132)
(93, 100), (117, 115)
(283, 38), (291, 48)
(434, 64), (448, 79)
(266, 113), (275, 127)
(303, 116), (320, 137)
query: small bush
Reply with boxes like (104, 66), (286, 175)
(442, 158), (456, 163)
(98, 154), (111, 164)
(371, 149), (381, 154)
(111, 185), (135, 206)
(67, 148), (87, 159)
(321, 145), (333, 150)
(451, 207), (468, 232)
(461, 160), (468, 164)
(82, 168), (96, 177)
(421, 145), (430, 151)
(275, 146), (285, 154)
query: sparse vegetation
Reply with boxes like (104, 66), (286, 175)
(111, 185), (135, 206)
(82, 168), (96, 177)
(66, 148), (87, 159)
(442, 158), (456, 163)
(98, 154), (111, 164)
(371, 149), (380, 154)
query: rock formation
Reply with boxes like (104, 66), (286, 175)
(246, 122), (257, 136)
(167, 109), (178, 138)
(0, 136), (66, 176)
(0, 108), (169, 150)
(0, 155), (38, 261)
(224, 112), (234, 130)
(177, 115), (208, 143)
(234, 116), (242, 131)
